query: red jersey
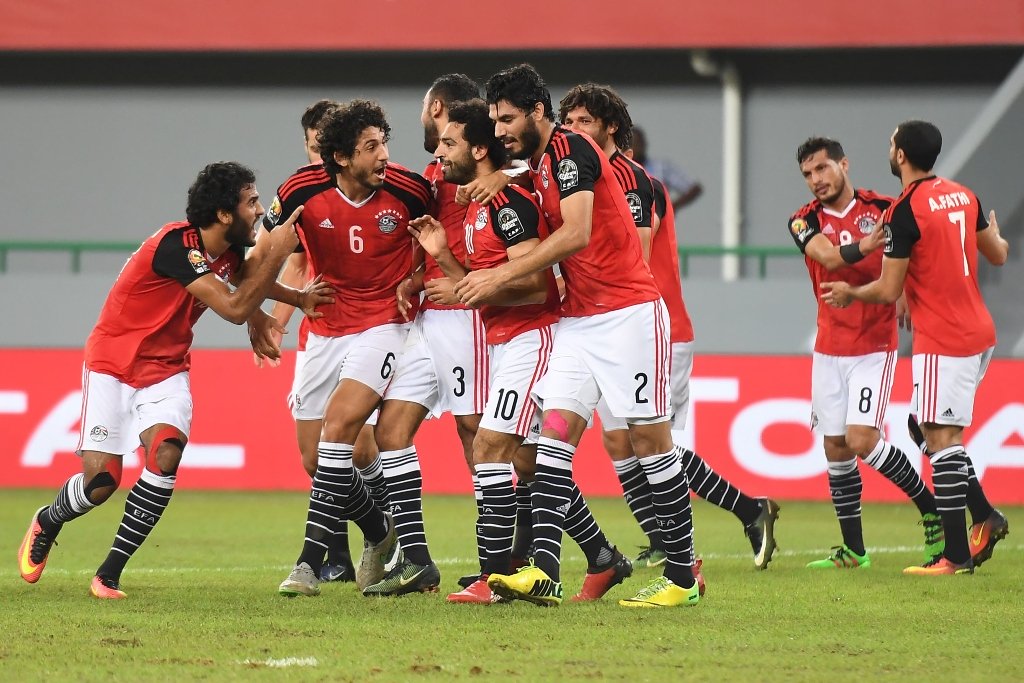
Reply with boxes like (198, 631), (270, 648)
(264, 162), (431, 337)
(84, 221), (244, 388)
(789, 189), (897, 356)
(883, 176), (995, 356)
(465, 186), (559, 344)
(529, 127), (659, 317)
(422, 160), (470, 311)
(650, 177), (695, 343)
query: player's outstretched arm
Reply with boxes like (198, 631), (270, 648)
(486, 238), (549, 306)
(454, 191), (593, 307)
(187, 206), (303, 324)
(978, 210), (1009, 266)
(804, 230), (883, 272)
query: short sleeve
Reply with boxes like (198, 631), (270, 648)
(261, 190), (306, 252)
(882, 199), (919, 259)
(651, 178), (668, 221)
(151, 228), (212, 286)
(490, 190), (541, 247)
(975, 196), (989, 231)
(787, 208), (822, 253)
(556, 135), (602, 199)
(626, 172), (655, 229)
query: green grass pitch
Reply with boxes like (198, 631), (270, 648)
(4, 489), (1020, 681)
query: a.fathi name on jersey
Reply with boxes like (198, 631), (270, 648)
(928, 191), (971, 212)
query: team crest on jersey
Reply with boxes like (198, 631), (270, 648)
(497, 207), (525, 240)
(188, 249), (210, 274)
(267, 196), (282, 225)
(626, 192), (642, 223)
(557, 159), (579, 191)
(789, 217), (813, 242)
(376, 208), (402, 234)
(474, 207), (489, 231)
(89, 425), (108, 442)
(854, 213), (878, 234)
(540, 164), (550, 189)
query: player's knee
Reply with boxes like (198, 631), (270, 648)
(471, 430), (516, 466)
(822, 436), (853, 462)
(845, 428), (879, 457)
(83, 458), (123, 505)
(352, 429), (378, 469)
(601, 429), (633, 461)
(145, 426), (185, 476)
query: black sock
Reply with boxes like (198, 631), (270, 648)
(511, 479), (533, 560)
(326, 522), (350, 565)
(531, 437), (576, 582)
(827, 459), (865, 556)
(40, 473), (96, 534)
(472, 475), (486, 572)
(637, 449), (695, 589)
(863, 439), (936, 516)
(677, 445), (761, 525)
(380, 446), (431, 566)
(964, 455), (994, 525)
(356, 455), (391, 513)
(563, 483), (614, 570)
(612, 456), (663, 548)
(931, 446), (970, 564)
(298, 442), (384, 575)
(96, 469), (175, 581)
(476, 463), (516, 575)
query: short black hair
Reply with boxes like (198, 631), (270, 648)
(318, 100), (391, 177)
(796, 137), (845, 165)
(559, 83), (633, 149)
(186, 162), (256, 227)
(893, 120), (942, 172)
(428, 73), (480, 107)
(485, 63), (554, 121)
(300, 99), (339, 132)
(447, 98), (507, 168)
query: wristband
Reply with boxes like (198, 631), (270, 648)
(840, 242), (865, 264)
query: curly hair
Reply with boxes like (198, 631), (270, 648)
(796, 137), (845, 165)
(186, 161), (256, 227)
(318, 99), (392, 177)
(447, 98), (507, 169)
(558, 83), (633, 150)
(485, 63), (554, 121)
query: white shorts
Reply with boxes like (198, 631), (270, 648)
(383, 308), (488, 418)
(479, 325), (554, 443)
(912, 349), (993, 427)
(534, 300), (671, 422)
(810, 351), (896, 435)
(289, 324), (408, 421)
(76, 368), (192, 456)
(289, 350), (379, 426)
(599, 341), (693, 432)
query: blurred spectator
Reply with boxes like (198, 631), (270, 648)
(632, 125), (703, 212)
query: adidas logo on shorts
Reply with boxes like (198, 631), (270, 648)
(941, 408), (955, 419)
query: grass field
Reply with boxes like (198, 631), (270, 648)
(4, 489), (1020, 682)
